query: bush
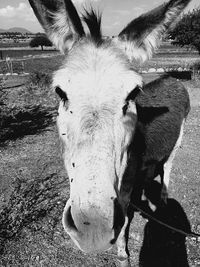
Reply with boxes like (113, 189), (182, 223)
(30, 35), (53, 50)
(0, 171), (67, 251)
(0, 77), (7, 124)
(0, 105), (55, 145)
(0, 76), (7, 90)
(27, 72), (52, 88)
(169, 9), (200, 54)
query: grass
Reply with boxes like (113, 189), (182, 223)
(24, 56), (64, 73)
(0, 71), (57, 146)
(0, 49), (58, 60)
(0, 55), (64, 74)
(0, 42), (30, 48)
(1, 54), (199, 75)
(141, 55), (200, 70)
(0, 61), (200, 266)
(0, 105), (55, 145)
(0, 172), (66, 242)
(0, 42), (199, 75)
(27, 71), (52, 87)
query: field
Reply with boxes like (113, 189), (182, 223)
(0, 45), (60, 73)
(0, 49), (58, 60)
(0, 42), (200, 75)
(0, 53), (200, 77)
(0, 53), (200, 266)
(0, 42), (30, 48)
(0, 55), (64, 75)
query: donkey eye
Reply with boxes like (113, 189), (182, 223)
(122, 103), (128, 115)
(55, 86), (68, 102)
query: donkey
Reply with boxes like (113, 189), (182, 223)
(29, 0), (191, 266)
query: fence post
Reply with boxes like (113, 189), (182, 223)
(22, 61), (25, 74)
(10, 59), (13, 75)
(6, 57), (10, 73)
(192, 66), (199, 81)
(5, 57), (13, 75)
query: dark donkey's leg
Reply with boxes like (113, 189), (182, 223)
(116, 171), (144, 267)
(161, 119), (185, 203)
(116, 206), (134, 267)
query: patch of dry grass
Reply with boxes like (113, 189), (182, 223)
(0, 172), (66, 247)
(0, 73), (58, 146)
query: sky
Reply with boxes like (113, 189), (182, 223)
(0, 0), (199, 35)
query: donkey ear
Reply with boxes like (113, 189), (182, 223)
(29, 0), (85, 53)
(116, 0), (191, 62)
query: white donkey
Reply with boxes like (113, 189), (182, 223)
(29, 0), (191, 266)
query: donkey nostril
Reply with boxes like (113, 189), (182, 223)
(83, 221), (90, 225)
(64, 205), (78, 231)
(110, 238), (116, 245)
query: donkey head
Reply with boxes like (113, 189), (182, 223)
(29, 0), (190, 253)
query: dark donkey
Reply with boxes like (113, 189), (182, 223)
(29, 0), (191, 266)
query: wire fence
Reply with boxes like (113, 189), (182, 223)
(0, 53), (200, 81)
(0, 58), (25, 75)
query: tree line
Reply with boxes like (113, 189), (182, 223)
(169, 8), (200, 54)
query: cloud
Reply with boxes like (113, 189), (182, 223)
(187, 0), (200, 11)
(0, 3), (36, 22)
(112, 9), (131, 15)
(111, 6), (145, 18)
(0, 1), (103, 20)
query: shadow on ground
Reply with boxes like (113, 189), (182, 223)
(0, 105), (56, 146)
(139, 181), (191, 267)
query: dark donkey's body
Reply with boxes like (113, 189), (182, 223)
(121, 75), (190, 258)
(130, 75), (190, 211)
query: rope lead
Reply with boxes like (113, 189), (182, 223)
(129, 202), (200, 240)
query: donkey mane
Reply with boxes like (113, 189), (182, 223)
(82, 8), (102, 41)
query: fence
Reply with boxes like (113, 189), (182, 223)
(0, 58), (26, 75)
(0, 57), (199, 80)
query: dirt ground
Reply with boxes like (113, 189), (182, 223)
(0, 75), (200, 266)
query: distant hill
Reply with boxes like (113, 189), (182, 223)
(7, 27), (32, 33)
(0, 27), (32, 33)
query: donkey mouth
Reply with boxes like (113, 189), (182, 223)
(62, 199), (119, 252)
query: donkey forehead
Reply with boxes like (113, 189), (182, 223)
(53, 43), (143, 102)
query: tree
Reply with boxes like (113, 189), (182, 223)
(169, 9), (200, 54)
(29, 35), (53, 50)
